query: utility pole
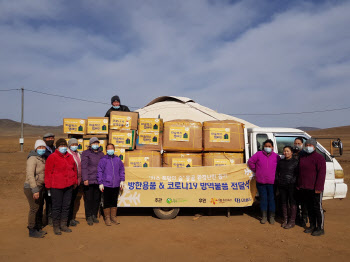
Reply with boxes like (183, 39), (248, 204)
(20, 87), (24, 152)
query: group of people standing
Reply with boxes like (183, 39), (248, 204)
(24, 95), (129, 238)
(248, 137), (326, 236)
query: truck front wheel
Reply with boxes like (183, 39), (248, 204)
(153, 207), (180, 219)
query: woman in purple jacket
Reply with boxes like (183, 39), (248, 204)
(248, 139), (280, 224)
(97, 143), (125, 226)
(81, 137), (105, 226)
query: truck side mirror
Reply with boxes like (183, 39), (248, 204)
(332, 139), (343, 156)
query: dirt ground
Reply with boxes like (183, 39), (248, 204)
(0, 129), (349, 262)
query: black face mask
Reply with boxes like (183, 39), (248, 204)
(46, 140), (54, 147)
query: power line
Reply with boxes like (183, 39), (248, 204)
(230, 106), (350, 116)
(0, 88), (21, 92)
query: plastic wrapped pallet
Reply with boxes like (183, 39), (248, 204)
(63, 118), (86, 135)
(203, 120), (244, 152)
(125, 150), (162, 167)
(87, 117), (109, 134)
(162, 153), (202, 168)
(109, 111), (139, 130)
(163, 120), (202, 152)
(203, 152), (244, 166)
(109, 130), (136, 150)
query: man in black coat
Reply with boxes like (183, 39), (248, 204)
(105, 95), (130, 117)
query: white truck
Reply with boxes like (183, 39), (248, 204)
(130, 96), (348, 219)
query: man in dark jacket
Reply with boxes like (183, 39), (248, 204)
(43, 133), (56, 160)
(297, 138), (326, 236)
(105, 95), (130, 118)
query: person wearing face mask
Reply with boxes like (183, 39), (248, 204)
(248, 139), (280, 224)
(275, 146), (299, 229)
(67, 138), (82, 227)
(104, 95), (130, 118)
(97, 143), (125, 226)
(45, 139), (78, 235)
(293, 137), (306, 159)
(42, 133), (56, 226)
(81, 137), (105, 225)
(297, 138), (326, 236)
(24, 140), (47, 238)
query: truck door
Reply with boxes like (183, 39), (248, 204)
(274, 135), (335, 198)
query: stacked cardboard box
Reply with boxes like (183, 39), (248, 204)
(136, 118), (163, 151)
(162, 153), (202, 168)
(163, 120), (202, 152)
(203, 152), (244, 166)
(203, 120), (244, 152)
(87, 117), (109, 135)
(109, 112), (139, 150)
(125, 150), (162, 167)
(63, 118), (86, 135)
(115, 148), (126, 163)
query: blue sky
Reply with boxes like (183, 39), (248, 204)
(0, 0), (349, 128)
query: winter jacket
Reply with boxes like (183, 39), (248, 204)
(67, 149), (82, 185)
(275, 158), (299, 186)
(81, 148), (105, 184)
(43, 145), (55, 160)
(298, 151), (326, 191)
(97, 154), (125, 188)
(45, 150), (78, 189)
(24, 154), (46, 193)
(104, 105), (130, 117)
(248, 151), (280, 184)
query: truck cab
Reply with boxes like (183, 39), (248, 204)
(246, 127), (347, 199)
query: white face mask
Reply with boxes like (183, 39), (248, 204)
(304, 146), (315, 154)
(264, 147), (272, 153)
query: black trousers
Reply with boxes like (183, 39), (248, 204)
(279, 184), (296, 206)
(83, 184), (101, 218)
(296, 189), (308, 220)
(43, 188), (52, 221)
(103, 187), (120, 208)
(301, 189), (325, 229)
(68, 185), (83, 222)
(51, 186), (73, 223)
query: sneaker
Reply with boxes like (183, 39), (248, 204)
(69, 220), (78, 227)
(304, 226), (315, 234)
(311, 229), (325, 236)
(28, 228), (45, 238)
(92, 215), (99, 223)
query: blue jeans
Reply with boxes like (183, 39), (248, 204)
(256, 183), (275, 213)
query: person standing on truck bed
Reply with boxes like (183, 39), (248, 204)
(293, 137), (308, 227)
(275, 146), (299, 229)
(105, 95), (130, 118)
(297, 138), (326, 237)
(248, 139), (280, 225)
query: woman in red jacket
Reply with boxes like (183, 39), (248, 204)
(45, 139), (77, 235)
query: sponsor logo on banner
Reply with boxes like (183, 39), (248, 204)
(166, 198), (188, 204)
(169, 127), (190, 141)
(172, 158), (192, 168)
(209, 128), (230, 143)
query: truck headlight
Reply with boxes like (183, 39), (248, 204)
(335, 170), (344, 179)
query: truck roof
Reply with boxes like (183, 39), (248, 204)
(247, 127), (305, 133)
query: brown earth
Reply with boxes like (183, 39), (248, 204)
(0, 123), (349, 262)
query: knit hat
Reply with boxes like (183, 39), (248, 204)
(68, 138), (78, 147)
(111, 95), (120, 104)
(89, 137), (100, 145)
(34, 140), (46, 150)
(56, 138), (68, 148)
(43, 133), (55, 139)
(305, 138), (317, 148)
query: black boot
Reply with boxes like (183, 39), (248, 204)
(69, 220), (78, 227)
(86, 216), (94, 226)
(284, 205), (297, 229)
(92, 215), (99, 223)
(35, 226), (47, 235)
(304, 225), (315, 233)
(260, 211), (267, 224)
(60, 220), (72, 233)
(311, 228), (325, 236)
(53, 221), (62, 235)
(281, 204), (288, 228)
(28, 227), (44, 238)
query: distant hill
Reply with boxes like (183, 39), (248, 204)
(0, 119), (63, 136)
(296, 126), (320, 131)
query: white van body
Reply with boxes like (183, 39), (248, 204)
(246, 127), (347, 200)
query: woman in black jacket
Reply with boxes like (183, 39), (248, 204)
(276, 146), (299, 229)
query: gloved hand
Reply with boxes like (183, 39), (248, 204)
(99, 184), (104, 192)
(120, 181), (125, 190)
